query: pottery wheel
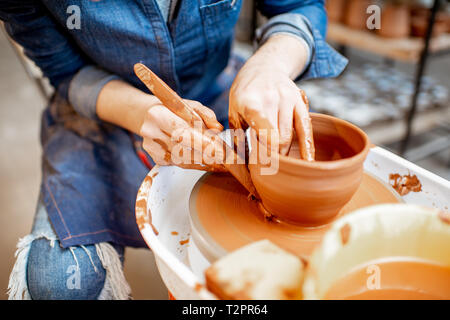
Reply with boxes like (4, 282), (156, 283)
(189, 171), (402, 261)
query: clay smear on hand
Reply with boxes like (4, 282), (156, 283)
(295, 89), (315, 161)
(389, 173), (422, 196)
(245, 89), (315, 162)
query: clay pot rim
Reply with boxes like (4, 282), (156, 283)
(279, 113), (370, 170)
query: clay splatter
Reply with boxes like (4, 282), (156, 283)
(179, 238), (189, 245)
(146, 206), (159, 236)
(340, 223), (351, 245)
(439, 211), (450, 224)
(135, 198), (148, 228)
(389, 173), (422, 196)
(171, 231), (179, 236)
(194, 283), (203, 292)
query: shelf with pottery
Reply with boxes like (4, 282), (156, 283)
(327, 22), (450, 62)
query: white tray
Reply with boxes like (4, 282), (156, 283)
(135, 146), (450, 300)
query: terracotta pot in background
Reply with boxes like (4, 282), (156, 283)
(446, 13), (450, 33)
(344, 0), (372, 30)
(249, 114), (370, 227)
(378, 4), (411, 38)
(411, 6), (448, 38)
(326, 0), (347, 23)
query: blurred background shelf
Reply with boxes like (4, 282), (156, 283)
(327, 22), (450, 62)
(324, 0), (450, 158)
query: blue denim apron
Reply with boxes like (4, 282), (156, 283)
(32, 0), (242, 248)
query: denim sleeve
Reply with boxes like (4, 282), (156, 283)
(68, 66), (120, 120)
(0, 1), (85, 98)
(256, 0), (348, 80)
(255, 13), (314, 75)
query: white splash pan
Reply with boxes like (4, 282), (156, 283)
(135, 146), (450, 300)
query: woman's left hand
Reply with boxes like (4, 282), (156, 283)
(229, 62), (308, 156)
(228, 34), (311, 157)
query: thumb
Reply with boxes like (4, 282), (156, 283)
(187, 100), (224, 131)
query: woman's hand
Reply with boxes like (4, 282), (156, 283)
(97, 80), (225, 170)
(140, 99), (226, 170)
(229, 34), (313, 158)
(229, 63), (309, 155)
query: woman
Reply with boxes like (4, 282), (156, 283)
(1, 0), (346, 299)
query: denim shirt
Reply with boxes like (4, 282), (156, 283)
(1, 0), (347, 248)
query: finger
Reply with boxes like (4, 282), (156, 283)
(245, 106), (279, 153)
(152, 106), (224, 167)
(278, 99), (294, 156)
(149, 129), (220, 169)
(152, 105), (190, 135)
(293, 99), (315, 161)
(143, 105), (192, 165)
(228, 95), (244, 130)
(187, 100), (224, 131)
(142, 138), (172, 166)
(175, 127), (226, 166)
(228, 99), (248, 159)
(168, 130), (226, 170)
(299, 89), (310, 111)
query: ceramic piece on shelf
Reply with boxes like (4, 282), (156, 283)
(344, 0), (372, 30)
(411, 6), (448, 38)
(326, 0), (347, 23)
(378, 4), (411, 38)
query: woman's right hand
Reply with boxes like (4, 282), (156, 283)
(140, 98), (227, 171)
(96, 79), (226, 170)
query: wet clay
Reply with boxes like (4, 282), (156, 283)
(135, 175), (159, 235)
(389, 173), (422, 196)
(324, 258), (450, 300)
(295, 89), (315, 161)
(249, 113), (370, 226)
(340, 224), (351, 245)
(180, 238), (190, 245)
(192, 171), (401, 259)
(439, 210), (450, 224)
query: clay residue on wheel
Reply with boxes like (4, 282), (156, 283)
(136, 198), (149, 227)
(439, 211), (450, 224)
(135, 175), (153, 230)
(389, 173), (422, 196)
(194, 172), (400, 258)
(194, 283), (204, 293)
(135, 169), (160, 235)
(340, 223), (351, 245)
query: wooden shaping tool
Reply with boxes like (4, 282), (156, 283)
(134, 63), (259, 198)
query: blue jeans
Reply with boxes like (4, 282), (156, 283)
(8, 197), (129, 300)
